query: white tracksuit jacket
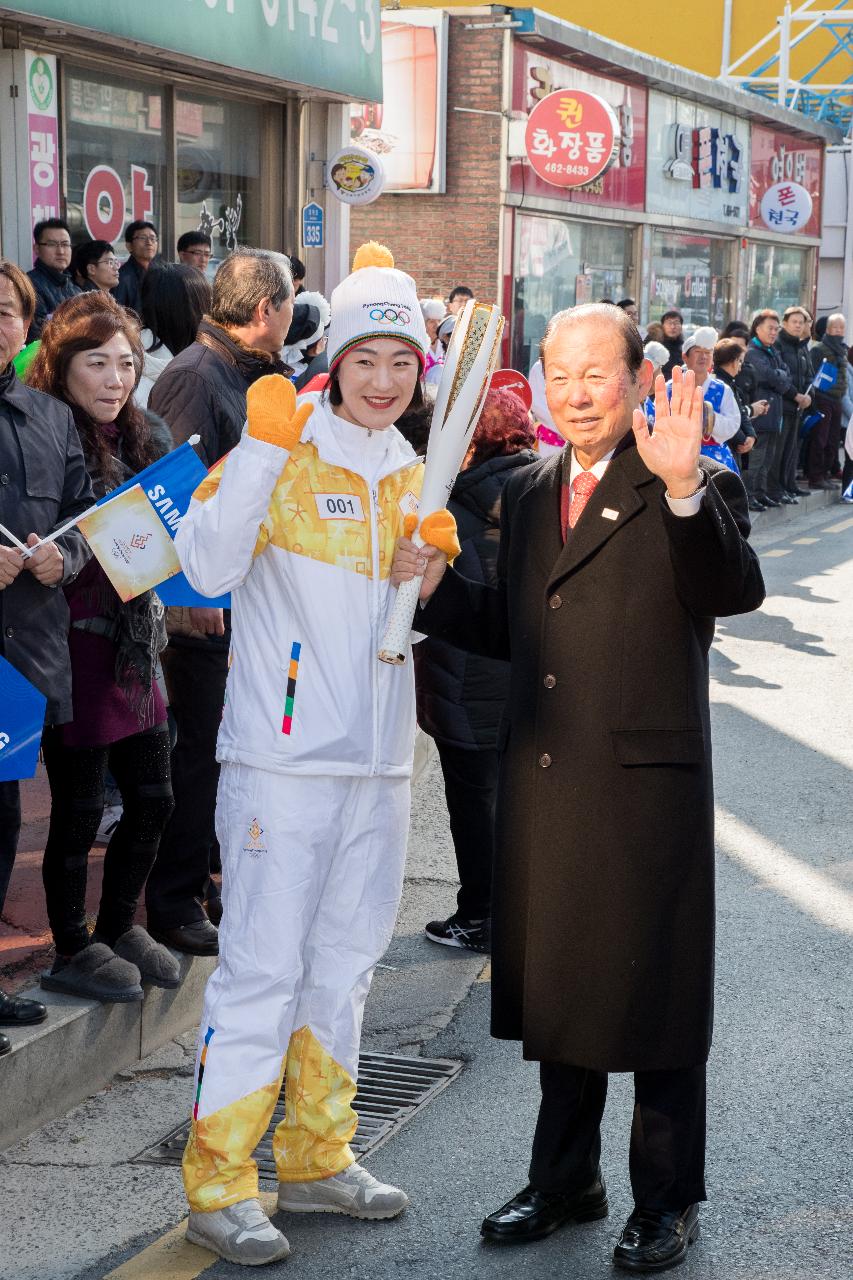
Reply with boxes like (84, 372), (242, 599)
(175, 392), (424, 777)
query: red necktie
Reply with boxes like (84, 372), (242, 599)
(568, 471), (599, 530)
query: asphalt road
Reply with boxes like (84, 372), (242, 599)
(2, 501), (852, 1280)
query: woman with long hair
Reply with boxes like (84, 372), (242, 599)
(28, 291), (177, 1003)
(137, 263), (211, 407)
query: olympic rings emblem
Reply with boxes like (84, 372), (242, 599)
(368, 307), (411, 326)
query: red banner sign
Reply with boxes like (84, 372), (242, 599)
(524, 89), (619, 189)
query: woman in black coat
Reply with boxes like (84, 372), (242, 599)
(0, 260), (93, 1041)
(735, 310), (791, 507)
(413, 388), (538, 952)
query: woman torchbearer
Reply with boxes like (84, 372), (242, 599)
(176, 244), (459, 1267)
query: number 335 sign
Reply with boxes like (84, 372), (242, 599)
(525, 89), (620, 189)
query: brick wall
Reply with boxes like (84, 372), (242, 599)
(350, 19), (504, 304)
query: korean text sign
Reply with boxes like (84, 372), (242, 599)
(524, 89), (619, 189)
(25, 51), (60, 229)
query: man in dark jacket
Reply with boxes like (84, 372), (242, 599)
(393, 305), (764, 1274)
(808, 314), (849, 489)
(414, 389), (538, 952)
(659, 309), (683, 378)
(771, 307), (813, 502)
(144, 248), (293, 956)
(26, 217), (79, 340)
(113, 220), (160, 316)
(0, 260), (93, 1047)
(735, 310), (791, 510)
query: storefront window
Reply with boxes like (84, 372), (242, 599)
(64, 66), (167, 251)
(745, 242), (808, 317)
(512, 214), (633, 373)
(649, 231), (731, 329)
(175, 93), (262, 268)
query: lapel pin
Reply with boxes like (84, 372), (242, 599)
(601, 507), (619, 521)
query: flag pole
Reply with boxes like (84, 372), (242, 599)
(0, 521), (29, 554)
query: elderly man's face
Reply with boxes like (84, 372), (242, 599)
(827, 315), (846, 338)
(684, 346), (712, 381)
(544, 317), (651, 466)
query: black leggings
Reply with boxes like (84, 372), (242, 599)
(41, 727), (173, 955)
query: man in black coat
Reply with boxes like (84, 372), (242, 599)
(772, 307), (813, 502)
(26, 217), (79, 340)
(112, 219), (161, 317)
(144, 248), (293, 957)
(393, 304), (765, 1273)
(0, 260), (93, 1047)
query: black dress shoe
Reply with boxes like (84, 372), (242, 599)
(795, 487), (811, 497)
(481, 1172), (607, 1243)
(780, 494), (798, 504)
(0, 1032), (10, 1058)
(613, 1204), (699, 1272)
(149, 919), (219, 956)
(748, 498), (767, 512)
(760, 495), (782, 508)
(0, 988), (47, 1026)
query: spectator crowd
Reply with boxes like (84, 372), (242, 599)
(0, 218), (851, 1071)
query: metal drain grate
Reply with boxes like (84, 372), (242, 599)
(134, 1052), (462, 1180)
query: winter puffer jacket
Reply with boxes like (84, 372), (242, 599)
(414, 450), (539, 749)
(26, 260), (80, 341)
(736, 340), (791, 433)
(775, 328), (813, 418)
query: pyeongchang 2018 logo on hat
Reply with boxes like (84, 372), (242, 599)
(364, 302), (412, 327)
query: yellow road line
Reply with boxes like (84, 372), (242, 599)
(823, 516), (853, 533)
(762, 548), (792, 558)
(476, 960), (492, 983)
(104, 1194), (279, 1279)
(792, 537), (819, 545)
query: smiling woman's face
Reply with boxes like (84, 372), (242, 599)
(64, 332), (137, 424)
(333, 341), (421, 431)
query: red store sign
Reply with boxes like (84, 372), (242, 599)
(510, 46), (647, 212)
(524, 89), (619, 188)
(749, 126), (822, 237)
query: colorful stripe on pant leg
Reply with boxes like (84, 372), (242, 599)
(282, 641), (301, 735)
(193, 1025), (215, 1120)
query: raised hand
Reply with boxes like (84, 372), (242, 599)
(246, 374), (313, 452)
(632, 366), (703, 498)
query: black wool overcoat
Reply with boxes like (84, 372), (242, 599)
(418, 438), (765, 1072)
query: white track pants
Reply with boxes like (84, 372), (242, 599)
(183, 764), (410, 1212)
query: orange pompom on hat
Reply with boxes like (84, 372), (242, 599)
(327, 241), (429, 373)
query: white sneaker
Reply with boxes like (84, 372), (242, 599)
(186, 1198), (290, 1267)
(277, 1162), (409, 1220)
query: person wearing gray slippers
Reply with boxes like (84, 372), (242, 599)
(28, 292), (179, 1004)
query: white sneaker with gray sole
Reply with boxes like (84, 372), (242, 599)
(277, 1162), (409, 1219)
(186, 1198), (290, 1267)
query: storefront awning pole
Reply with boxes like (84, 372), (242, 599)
(778, 4), (793, 107)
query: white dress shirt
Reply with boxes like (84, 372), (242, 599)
(570, 447), (704, 518)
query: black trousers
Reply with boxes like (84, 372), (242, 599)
(529, 1061), (707, 1211)
(808, 396), (843, 483)
(42, 726), (173, 954)
(435, 739), (497, 921)
(0, 780), (22, 918)
(767, 412), (800, 499)
(145, 643), (227, 929)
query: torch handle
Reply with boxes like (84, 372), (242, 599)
(378, 575), (423, 665)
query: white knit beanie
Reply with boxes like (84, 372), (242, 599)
(327, 242), (429, 372)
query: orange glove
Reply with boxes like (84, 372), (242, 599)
(406, 508), (461, 562)
(246, 374), (313, 451)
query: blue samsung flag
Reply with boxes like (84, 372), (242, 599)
(100, 442), (230, 608)
(800, 410), (824, 438)
(812, 360), (837, 393)
(0, 656), (47, 782)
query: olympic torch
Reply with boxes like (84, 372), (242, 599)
(378, 298), (505, 665)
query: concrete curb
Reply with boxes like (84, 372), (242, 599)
(0, 953), (216, 1151)
(747, 486), (839, 529)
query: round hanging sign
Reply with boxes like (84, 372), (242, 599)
(326, 147), (385, 206)
(489, 369), (533, 412)
(759, 181), (813, 233)
(524, 89), (620, 189)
